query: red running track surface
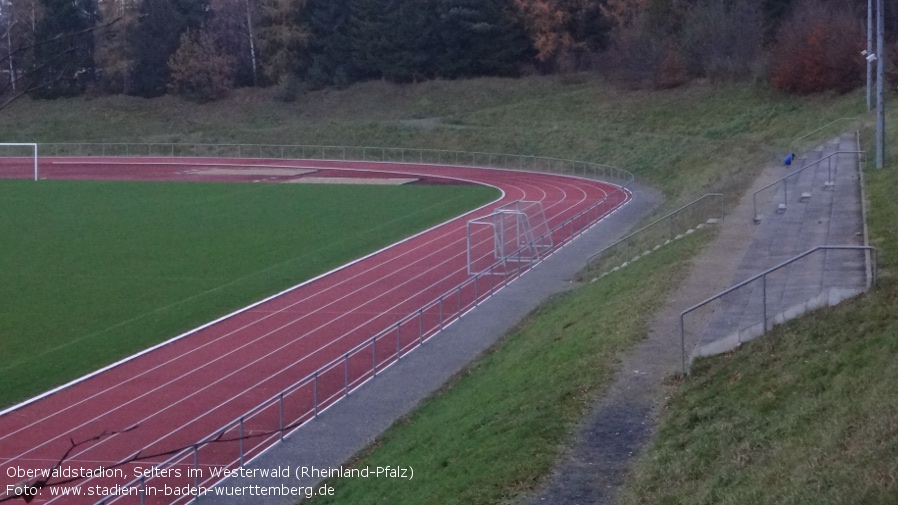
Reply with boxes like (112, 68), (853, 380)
(0, 157), (630, 504)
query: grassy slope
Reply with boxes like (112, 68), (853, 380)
(0, 77), (862, 203)
(0, 180), (496, 407)
(615, 134), (898, 503)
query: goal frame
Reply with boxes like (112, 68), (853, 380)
(0, 143), (38, 181)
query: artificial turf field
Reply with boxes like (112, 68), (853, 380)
(0, 179), (498, 408)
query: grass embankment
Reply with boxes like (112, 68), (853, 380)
(0, 181), (496, 408)
(614, 131), (898, 503)
(0, 77), (861, 202)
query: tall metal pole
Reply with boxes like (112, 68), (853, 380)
(876, 0), (886, 169)
(868, 0), (873, 110)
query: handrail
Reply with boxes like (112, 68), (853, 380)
(39, 142), (635, 188)
(678, 245), (877, 375)
(752, 151), (865, 222)
(92, 156), (632, 503)
(789, 117), (859, 148)
(585, 193), (723, 268)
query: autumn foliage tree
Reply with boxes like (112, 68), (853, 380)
(512, 0), (592, 68)
(770, 0), (864, 94)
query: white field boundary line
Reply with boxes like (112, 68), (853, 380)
(25, 171), (586, 473)
(0, 165), (506, 419)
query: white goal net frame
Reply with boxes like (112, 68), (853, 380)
(0, 143), (39, 181)
(466, 200), (554, 276)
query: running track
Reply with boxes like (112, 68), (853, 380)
(0, 157), (630, 504)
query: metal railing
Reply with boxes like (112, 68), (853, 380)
(752, 151), (865, 222)
(92, 151), (632, 504)
(39, 142), (634, 188)
(679, 245), (877, 375)
(583, 193), (724, 276)
(788, 117), (860, 150)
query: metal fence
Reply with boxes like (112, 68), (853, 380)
(88, 147), (632, 504)
(583, 193), (724, 278)
(39, 142), (634, 188)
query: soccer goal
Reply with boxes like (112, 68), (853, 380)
(0, 143), (39, 181)
(466, 200), (554, 276)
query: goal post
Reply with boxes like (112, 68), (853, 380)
(0, 143), (39, 181)
(466, 200), (554, 276)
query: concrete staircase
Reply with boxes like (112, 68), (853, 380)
(691, 133), (868, 359)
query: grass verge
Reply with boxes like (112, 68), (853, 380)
(0, 180), (496, 408)
(301, 228), (713, 505)
(614, 127), (898, 505)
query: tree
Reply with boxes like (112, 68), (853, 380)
(512, 0), (595, 68)
(168, 29), (235, 100)
(770, 0), (864, 94)
(208, 0), (261, 87)
(30, 0), (98, 98)
(432, 0), (532, 78)
(127, 0), (207, 97)
(256, 0), (308, 84)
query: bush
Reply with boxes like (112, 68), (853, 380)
(770, 0), (864, 94)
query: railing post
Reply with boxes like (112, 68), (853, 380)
(344, 354), (350, 394)
(239, 417), (245, 465)
(279, 392), (285, 441)
(418, 309), (424, 345)
(762, 274), (768, 334)
(140, 476), (146, 505)
(372, 337), (377, 377)
(313, 372), (319, 418)
(439, 297), (443, 330)
(680, 314), (687, 376)
(396, 322), (401, 359)
(193, 445), (200, 488)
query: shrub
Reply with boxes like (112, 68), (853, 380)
(770, 0), (864, 94)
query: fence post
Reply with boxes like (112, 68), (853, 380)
(193, 445), (200, 488)
(372, 337), (378, 377)
(140, 476), (146, 505)
(418, 309), (424, 345)
(344, 354), (350, 394)
(279, 392), (285, 441)
(762, 274), (767, 334)
(313, 372), (319, 418)
(396, 322), (401, 359)
(239, 417), (245, 465)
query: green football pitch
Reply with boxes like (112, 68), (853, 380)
(0, 179), (498, 408)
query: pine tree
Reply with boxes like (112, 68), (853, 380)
(127, 0), (207, 97)
(433, 0), (531, 78)
(31, 0), (98, 98)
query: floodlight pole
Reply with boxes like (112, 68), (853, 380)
(876, 0), (885, 169)
(867, 0), (873, 110)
